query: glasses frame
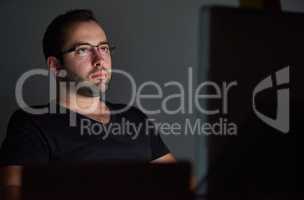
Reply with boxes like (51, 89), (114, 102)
(61, 42), (116, 57)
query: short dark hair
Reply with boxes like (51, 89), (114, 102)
(42, 9), (99, 60)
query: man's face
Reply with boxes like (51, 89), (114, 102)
(60, 21), (112, 95)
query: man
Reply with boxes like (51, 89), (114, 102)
(0, 9), (175, 186)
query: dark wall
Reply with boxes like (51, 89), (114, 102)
(0, 0), (302, 164)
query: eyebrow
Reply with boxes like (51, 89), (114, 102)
(72, 41), (109, 47)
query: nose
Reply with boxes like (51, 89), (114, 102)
(92, 47), (104, 59)
(92, 48), (105, 68)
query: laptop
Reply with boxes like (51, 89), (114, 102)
(22, 162), (192, 200)
(195, 6), (300, 199)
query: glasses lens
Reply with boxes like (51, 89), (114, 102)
(74, 45), (91, 56)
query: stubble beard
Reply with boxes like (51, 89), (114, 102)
(57, 67), (110, 99)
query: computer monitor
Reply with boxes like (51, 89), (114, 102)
(195, 6), (300, 199)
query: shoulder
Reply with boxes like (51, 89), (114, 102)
(7, 104), (57, 128)
(9, 104), (47, 121)
(1, 105), (52, 165)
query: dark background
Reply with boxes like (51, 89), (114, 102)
(0, 0), (302, 176)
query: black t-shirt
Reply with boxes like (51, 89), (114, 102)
(0, 102), (169, 165)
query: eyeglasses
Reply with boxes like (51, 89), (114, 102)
(61, 42), (116, 57)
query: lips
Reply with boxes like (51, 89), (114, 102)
(90, 71), (107, 80)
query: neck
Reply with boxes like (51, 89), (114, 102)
(57, 84), (108, 115)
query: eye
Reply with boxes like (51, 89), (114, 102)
(99, 46), (110, 54)
(75, 46), (90, 56)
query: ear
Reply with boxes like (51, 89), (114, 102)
(47, 56), (63, 75)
